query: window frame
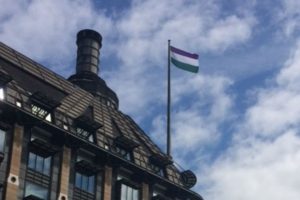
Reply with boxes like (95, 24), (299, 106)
(116, 179), (140, 200)
(149, 163), (166, 177)
(112, 145), (133, 161)
(0, 129), (6, 153)
(31, 103), (52, 122)
(27, 151), (52, 176)
(73, 149), (98, 198)
(75, 127), (95, 143)
(74, 172), (96, 194)
(24, 181), (49, 200)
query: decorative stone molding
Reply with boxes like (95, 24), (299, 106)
(7, 173), (19, 186)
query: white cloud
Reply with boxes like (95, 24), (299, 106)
(107, 0), (255, 116)
(202, 131), (300, 200)
(204, 15), (255, 51)
(0, 0), (255, 116)
(3, 1), (300, 200)
(0, 0), (113, 75)
(197, 36), (300, 200)
(277, 0), (300, 37)
(150, 74), (234, 166)
(239, 41), (300, 138)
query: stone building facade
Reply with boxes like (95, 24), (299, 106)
(0, 29), (203, 200)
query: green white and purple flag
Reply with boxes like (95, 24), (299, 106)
(170, 46), (199, 73)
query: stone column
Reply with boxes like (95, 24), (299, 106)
(103, 165), (113, 200)
(142, 182), (150, 200)
(5, 124), (24, 200)
(57, 147), (71, 200)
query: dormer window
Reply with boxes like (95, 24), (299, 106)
(112, 145), (132, 161)
(75, 127), (95, 143)
(149, 163), (165, 177)
(149, 153), (172, 177)
(113, 136), (139, 161)
(76, 127), (90, 138)
(30, 92), (61, 123)
(0, 71), (12, 101)
(31, 104), (52, 122)
(74, 107), (102, 144)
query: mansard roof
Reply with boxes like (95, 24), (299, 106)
(0, 41), (202, 200)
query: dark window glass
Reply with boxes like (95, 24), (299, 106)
(120, 184), (139, 200)
(76, 128), (94, 143)
(150, 164), (165, 177)
(31, 104), (52, 122)
(28, 152), (52, 176)
(75, 172), (95, 194)
(114, 146), (132, 161)
(0, 129), (6, 152)
(25, 181), (48, 199)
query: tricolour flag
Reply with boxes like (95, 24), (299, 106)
(170, 46), (199, 73)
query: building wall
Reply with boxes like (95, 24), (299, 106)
(0, 39), (201, 200)
(0, 121), (151, 200)
(0, 122), (13, 200)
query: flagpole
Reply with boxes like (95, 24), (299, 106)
(167, 39), (171, 157)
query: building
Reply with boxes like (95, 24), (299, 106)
(0, 29), (203, 200)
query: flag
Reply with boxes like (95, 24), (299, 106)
(170, 46), (199, 73)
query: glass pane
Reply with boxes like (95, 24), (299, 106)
(75, 173), (82, 188)
(121, 184), (127, 200)
(25, 182), (48, 199)
(43, 157), (51, 175)
(82, 174), (88, 191)
(38, 109), (47, 118)
(0, 88), (4, 100)
(31, 105), (39, 115)
(45, 113), (52, 122)
(87, 175), (95, 194)
(28, 152), (36, 170)
(36, 155), (44, 173)
(0, 129), (6, 152)
(88, 134), (94, 143)
(132, 189), (138, 200)
(127, 186), (132, 200)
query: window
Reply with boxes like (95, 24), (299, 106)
(75, 172), (95, 194)
(150, 164), (165, 177)
(75, 127), (95, 143)
(152, 186), (172, 200)
(27, 152), (51, 176)
(0, 129), (5, 152)
(113, 146), (132, 161)
(0, 88), (4, 100)
(119, 183), (139, 200)
(31, 104), (52, 122)
(25, 181), (48, 199)
(76, 127), (90, 138)
(74, 150), (98, 198)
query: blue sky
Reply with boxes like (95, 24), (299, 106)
(1, 0), (300, 199)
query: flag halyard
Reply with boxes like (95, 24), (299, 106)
(170, 46), (199, 73)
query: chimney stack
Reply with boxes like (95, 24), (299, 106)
(68, 29), (119, 109)
(76, 29), (102, 75)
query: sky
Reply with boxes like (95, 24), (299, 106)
(1, 0), (300, 199)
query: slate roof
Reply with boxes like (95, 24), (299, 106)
(0, 41), (202, 199)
